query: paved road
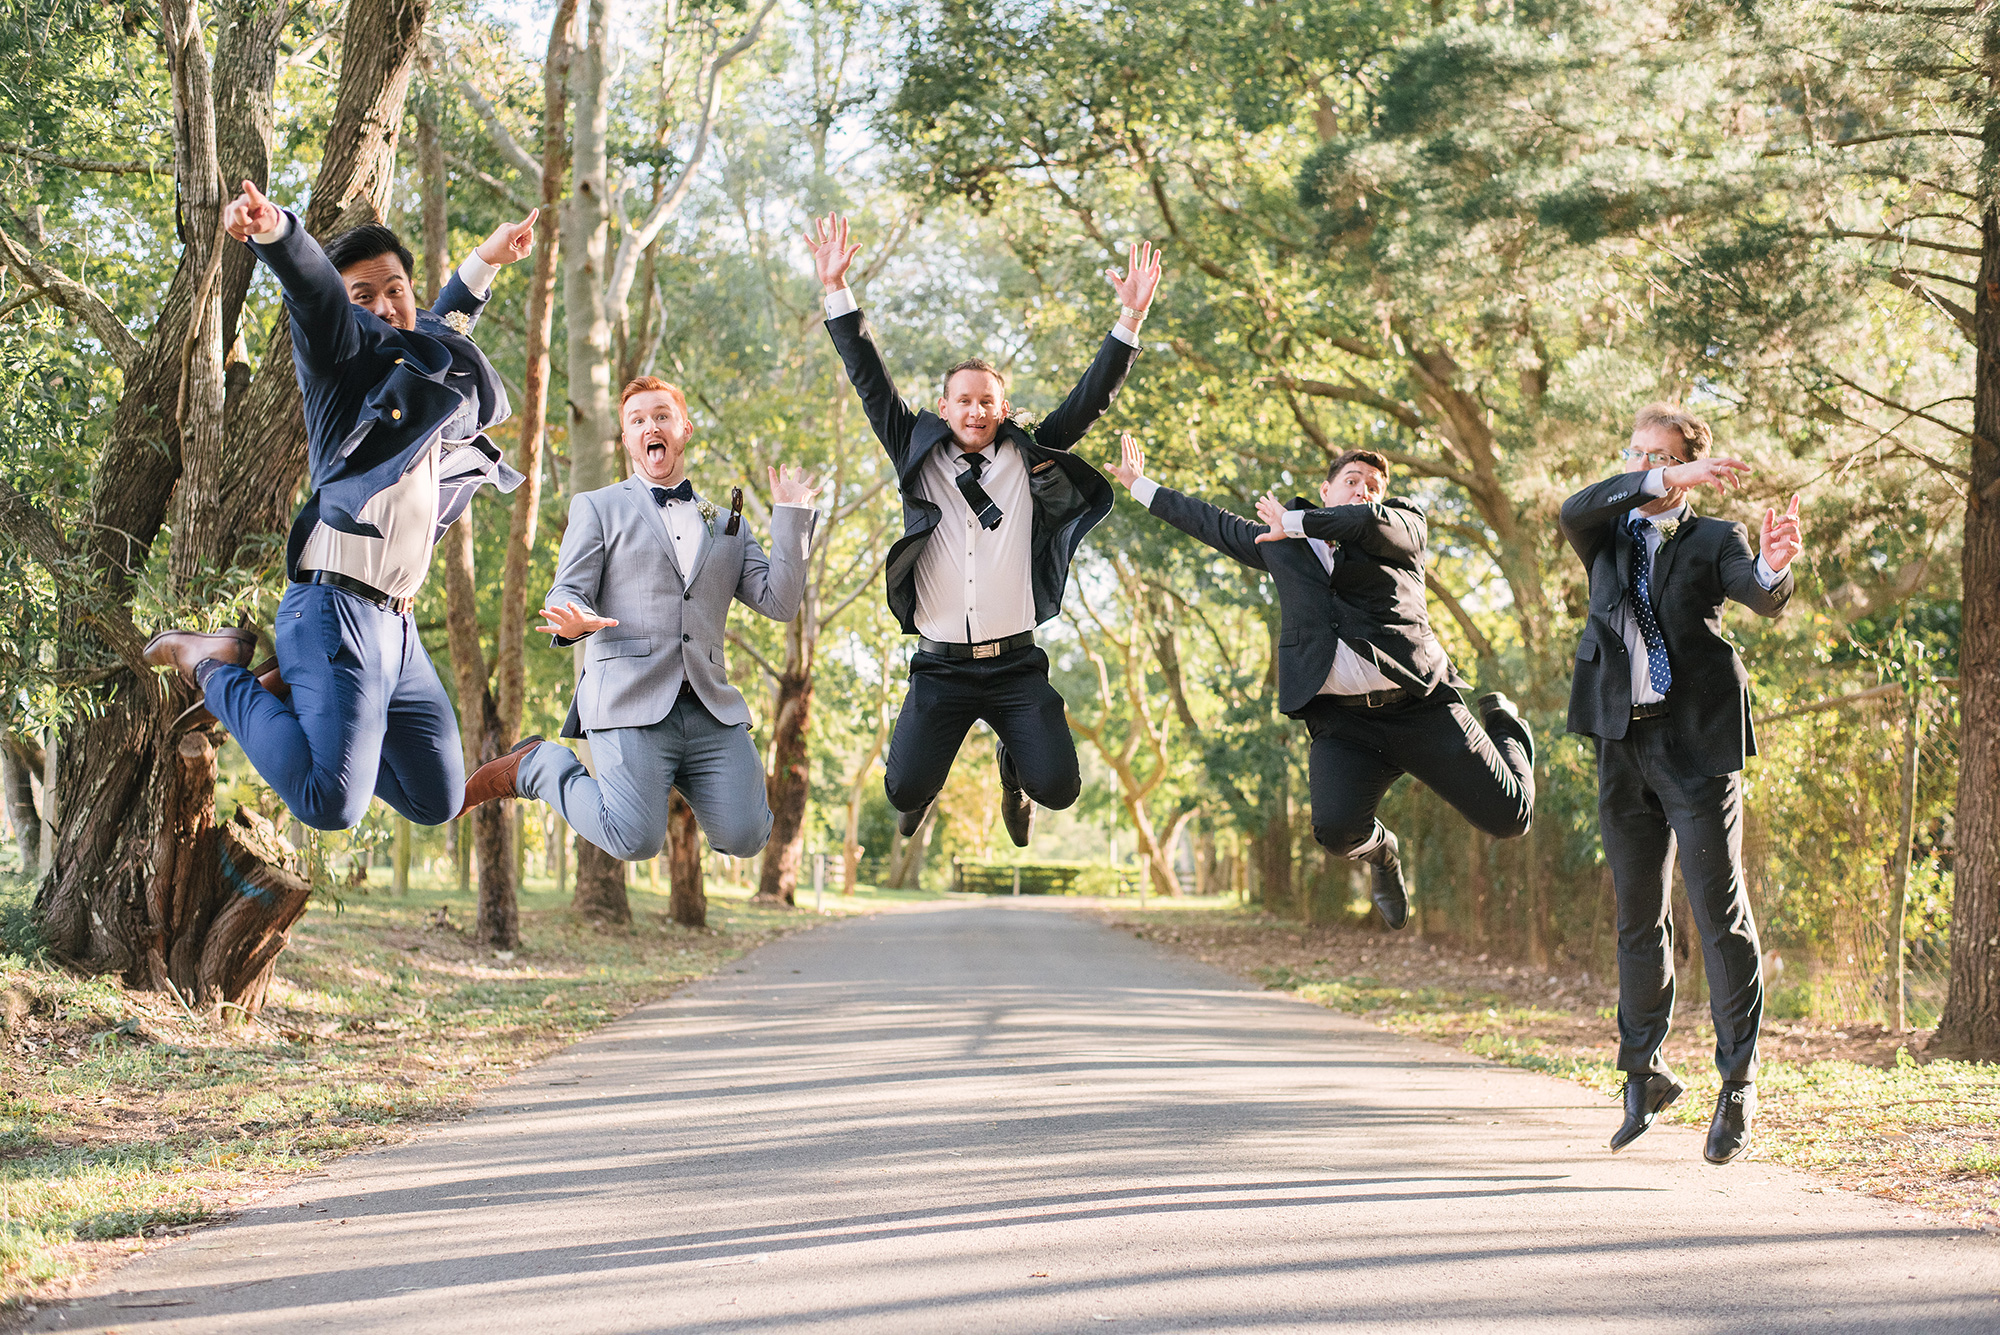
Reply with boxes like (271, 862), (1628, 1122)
(27, 902), (2000, 1333)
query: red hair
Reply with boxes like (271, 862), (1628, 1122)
(619, 375), (688, 417)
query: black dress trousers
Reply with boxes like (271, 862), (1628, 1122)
(883, 644), (1080, 814)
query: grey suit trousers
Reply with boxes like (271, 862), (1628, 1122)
(1600, 717), (1763, 1083)
(518, 691), (772, 861)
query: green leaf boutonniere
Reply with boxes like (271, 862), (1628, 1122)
(695, 498), (719, 523)
(1657, 518), (1682, 543)
(442, 310), (473, 337)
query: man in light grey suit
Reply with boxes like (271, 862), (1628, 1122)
(461, 375), (819, 859)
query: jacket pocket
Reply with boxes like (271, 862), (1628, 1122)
(1277, 628), (1300, 647)
(709, 646), (723, 667)
(589, 635), (653, 660)
(1575, 636), (1600, 663)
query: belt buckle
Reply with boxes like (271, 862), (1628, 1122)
(972, 642), (1000, 660)
(1365, 691), (1384, 708)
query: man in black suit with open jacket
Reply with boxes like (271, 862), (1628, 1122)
(805, 214), (1161, 846)
(1560, 402), (1804, 1165)
(1111, 434), (1535, 928)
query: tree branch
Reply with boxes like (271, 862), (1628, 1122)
(0, 227), (143, 367)
(1424, 570), (1499, 670)
(726, 628), (784, 683)
(0, 480), (156, 694)
(458, 80), (544, 186)
(1263, 374), (1424, 431)
(1885, 270), (1977, 342)
(1827, 227), (1981, 257)
(443, 150), (536, 214)
(0, 142), (166, 174)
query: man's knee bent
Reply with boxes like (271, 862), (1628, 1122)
(1313, 821), (1376, 860)
(292, 789), (374, 834)
(1474, 807), (1533, 842)
(398, 785), (462, 828)
(707, 806), (773, 859)
(884, 771), (935, 816)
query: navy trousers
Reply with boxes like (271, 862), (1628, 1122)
(205, 581), (464, 831)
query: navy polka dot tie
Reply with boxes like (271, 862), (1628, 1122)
(1628, 515), (1672, 695)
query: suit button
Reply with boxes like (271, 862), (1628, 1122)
(684, 592), (692, 600)
(394, 358), (404, 365)
(390, 408), (402, 420)
(682, 633), (691, 642)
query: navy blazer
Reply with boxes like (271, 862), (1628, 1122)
(1147, 485), (1463, 716)
(248, 209), (524, 580)
(824, 309), (1129, 635)
(1559, 473), (1792, 776)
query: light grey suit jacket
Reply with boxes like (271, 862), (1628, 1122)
(548, 476), (816, 738)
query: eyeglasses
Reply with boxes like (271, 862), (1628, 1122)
(1620, 446), (1687, 468)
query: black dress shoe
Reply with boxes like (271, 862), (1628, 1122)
(1475, 690), (1535, 764)
(1609, 1071), (1686, 1151)
(896, 801), (931, 838)
(1361, 830), (1408, 930)
(1705, 1082), (1755, 1165)
(996, 744), (1034, 847)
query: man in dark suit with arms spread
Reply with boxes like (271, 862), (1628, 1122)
(804, 213), (1161, 846)
(1560, 402), (1804, 1165)
(1111, 433), (1536, 928)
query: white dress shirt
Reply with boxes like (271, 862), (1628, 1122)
(824, 286), (1140, 644)
(655, 491), (708, 573)
(274, 211), (503, 599)
(1617, 469), (1786, 705)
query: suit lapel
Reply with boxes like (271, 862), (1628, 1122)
(684, 496), (721, 588)
(1650, 506), (1692, 613)
(1614, 517), (1634, 598)
(626, 477), (685, 582)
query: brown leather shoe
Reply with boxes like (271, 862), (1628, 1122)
(143, 627), (256, 686)
(172, 659), (290, 732)
(460, 736), (545, 814)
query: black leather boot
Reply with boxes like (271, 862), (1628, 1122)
(1361, 830), (1408, 930)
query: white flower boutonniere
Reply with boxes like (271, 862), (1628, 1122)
(1656, 518), (1682, 543)
(442, 311), (473, 336)
(695, 498), (719, 523)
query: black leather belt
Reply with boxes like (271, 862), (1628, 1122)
(1330, 687), (1412, 709)
(297, 569), (416, 616)
(917, 631), (1035, 661)
(1631, 700), (1671, 722)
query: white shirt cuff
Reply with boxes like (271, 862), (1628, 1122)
(1754, 555), (1785, 589)
(774, 500), (814, 512)
(1129, 476), (1159, 507)
(1110, 321), (1141, 348)
(824, 287), (858, 319)
(1281, 510), (1306, 538)
(457, 253), (500, 299)
(1639, 468), (1668, 498)
(250, 213), (291, 246)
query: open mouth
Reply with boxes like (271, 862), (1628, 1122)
(645, 438), (667, 461)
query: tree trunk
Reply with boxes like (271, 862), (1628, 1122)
(28, 0), (426, 1010)
(572, 837), (630, 922)
(756, 661), (812, 905)
(1255, 800), (1290, 914)
(1935, 200), (2000, 1059)
(886, 806), (937, 889)
(667, 788), (705, 926)
(562, 0), (617, 496)
(1, 735), (39, 882)
(441, 512), (518, 948)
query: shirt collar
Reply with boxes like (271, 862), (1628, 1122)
(1633, 501), (1689, 530)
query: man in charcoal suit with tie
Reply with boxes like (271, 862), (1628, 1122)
(1111, 434), (1535, 929)
(1560, 402), (1804, 1165)
(459, 377), (819, 858)
(803, 214), (1161, 846)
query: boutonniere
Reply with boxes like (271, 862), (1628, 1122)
(1657, 518), (1682, 543)
(442, 311), (473, 336)
(695, 498), (719, 523)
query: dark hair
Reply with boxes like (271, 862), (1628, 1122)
(941, 357), (1008, 398)
(323, 223), (414, 284)
(1632, 402), (1713, 459)
(1326, 447), (1390, 483)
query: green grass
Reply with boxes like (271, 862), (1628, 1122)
(0, 868), (814, 1303)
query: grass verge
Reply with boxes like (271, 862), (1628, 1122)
(1100, 906), (2000, 1231)
(0, 870), (822, 1308)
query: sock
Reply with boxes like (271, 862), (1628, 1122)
(193, 657), (227, 691)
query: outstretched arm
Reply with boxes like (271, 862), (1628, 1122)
(1558, 458), (1752, 567)
(807, 214), (918, 463)
(228, 181), (363, 375)
(735, 466), (824, 620)
(1110, 433), (1270, 571)
(539, 493), (614, 646)
(1726, 493), (1801, 618)
(1034, 240), (1162, 452)
(433, 209), (538, 322)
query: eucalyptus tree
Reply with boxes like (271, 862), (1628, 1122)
(0, 0), (431, 1010)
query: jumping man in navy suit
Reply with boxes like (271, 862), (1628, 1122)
(143, 180), (533, 830)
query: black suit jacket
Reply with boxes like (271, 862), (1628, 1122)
(1559, 473), (1793, 776)
(824, 309), (1132, 635)
(1147, 485), (1463, 717)
(248, 209), (524, 580)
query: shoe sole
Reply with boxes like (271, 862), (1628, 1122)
(1608, 1083), (1684, 1152)
(1704, 1134), (1750, 1166)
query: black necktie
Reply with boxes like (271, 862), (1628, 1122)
(956, 452), (1003, 530)
(652, 480), (694, 506)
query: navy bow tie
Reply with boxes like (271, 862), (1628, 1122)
(652, 480), (695, 505)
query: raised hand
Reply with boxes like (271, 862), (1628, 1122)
(222, 179), (281, 243)
(804, 214), (861, 293)
(1105, 239), (1164, 315)
(536, 601), (618, 640)
(1108, 431), (1146, 489)
(1252, 492), (1292, 544)
(1659, 455), (1752, 496)
(1760, 493), (1803, 572)
(769, 463), (826, 507)
(476, 209), (540, 267)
